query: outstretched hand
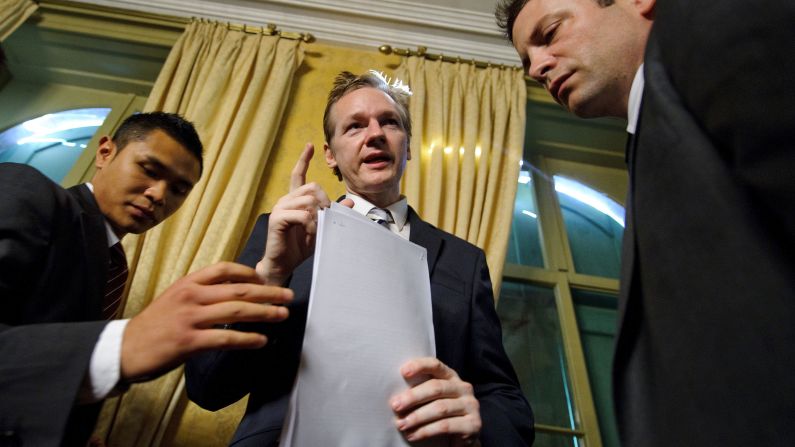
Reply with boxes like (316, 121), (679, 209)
(256, 143), (352, 285)
(120, 262), (293, 381)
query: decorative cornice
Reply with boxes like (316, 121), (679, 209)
(75, 0), (522, 66)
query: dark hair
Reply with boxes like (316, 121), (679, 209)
(112, 112), (204, 175)
(323, 71), (412, 180)
(495, 0), (615, 42)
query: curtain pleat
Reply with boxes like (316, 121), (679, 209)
(395, 57), (526, 296)
(92, 21), (305, 446)
(0, 0), (36, 41)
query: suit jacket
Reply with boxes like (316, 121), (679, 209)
(0, 163), (112, 446)
(186, 207), (534, 446)
(613, 1), (795, 445)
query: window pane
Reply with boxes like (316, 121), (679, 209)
(506, 164), (544, 267)
(0, 108), (111, 182)
(534, 432), (579, 447)
(554, 175), (624, 278)
(572, 289), (620, 447)
(497, 281), (576, 428)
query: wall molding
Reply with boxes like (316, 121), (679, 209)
(76, 0), (522, 66)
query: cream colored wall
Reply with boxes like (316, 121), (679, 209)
(160, 42), (401, 447)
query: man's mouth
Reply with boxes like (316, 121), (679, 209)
(548, 73), (572, 104)
(130, 204), (156, 222)
(362, 152), (393, 167)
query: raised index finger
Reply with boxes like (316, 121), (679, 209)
(290, 142), (314, 191)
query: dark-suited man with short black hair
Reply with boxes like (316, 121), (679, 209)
(497, 0), (795, 445)
(0, 112), (294, 446)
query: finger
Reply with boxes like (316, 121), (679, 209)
(391, 378), (472, 413)
(193, 301), (290, 327)
(191, 328), (269, 351)
(192, 283), (294, 306)
(187, 262), (263, 286)
(401, 357), (458, 381)
(284, 182), (331, 210)
(268, 209), (318, 235)
(272, 195), (324, 215)
(340, 197), (354, 208)
(290, 143), (314, 191)
(400, 413), (481, 443)
(395, 396), (479, 434)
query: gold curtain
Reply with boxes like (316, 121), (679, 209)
(93, 21), (305, 446)
(0, 0), (36, 41)
(395, 57), (526, 296)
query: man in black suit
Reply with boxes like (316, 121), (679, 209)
(0, 112), (293, 446)
(497, 0), (795, 445)
(186, 71), (534, 446)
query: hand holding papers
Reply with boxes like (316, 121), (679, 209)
(280, 203), (439, 446)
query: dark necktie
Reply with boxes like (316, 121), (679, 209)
(102, 242), (128, 320)
(366, 207), (393, 230)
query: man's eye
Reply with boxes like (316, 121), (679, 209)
(141, 166), (157, 178)
(544, 23), (559, 43)
(383, 118), (400, 127)
(171, 184), (189, 196)
(346, 123), (362, 132)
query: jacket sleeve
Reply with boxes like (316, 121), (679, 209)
(467, 250), (535, 446)
(0, 164), (107, 445)
(185, 214), (276, 410)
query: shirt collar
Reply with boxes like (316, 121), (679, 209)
(346, 193), (408, 231)
(85, 182), (120, 248)
(627, 64), (645, 135)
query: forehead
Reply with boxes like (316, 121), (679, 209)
(330, 87), (400, 123)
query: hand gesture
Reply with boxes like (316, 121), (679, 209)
(120, 262), (293, 381)
(391, 357), (482, 446)
(256, 143), (352, 285)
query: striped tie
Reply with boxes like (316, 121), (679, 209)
(102, 242), (128, 320)
(366, 207), (393, 230)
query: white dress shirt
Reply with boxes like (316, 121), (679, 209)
(347, 193), (411, 240)
(627, 64), (645, 135)
(78, 183), (129, 403)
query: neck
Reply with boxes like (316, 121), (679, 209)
(347, 188), (400, 208)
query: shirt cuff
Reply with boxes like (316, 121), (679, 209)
(77, 319), (130, 403)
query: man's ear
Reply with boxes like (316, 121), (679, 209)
(406, 141), (411, 161)
(323, 142), (337, 169)
(95, 136), (116, 170)
(635, 0), (655, 19)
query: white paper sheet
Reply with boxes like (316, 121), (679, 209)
(280, 202), (437, 446)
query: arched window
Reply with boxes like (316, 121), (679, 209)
(0, 108), (111, 182)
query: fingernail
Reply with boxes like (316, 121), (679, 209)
(396, 418), (406, 430)
(391, 397), (401, 410)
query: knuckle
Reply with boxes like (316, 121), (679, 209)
(435, 400), (450, 417)
(461, 382), (473, 395)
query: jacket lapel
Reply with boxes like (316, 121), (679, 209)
(68, 184), (110, 319)
(407, 207), (442, 276)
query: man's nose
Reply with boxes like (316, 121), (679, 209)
(145, 181), (167, 205)
(365, 119), (386, 144)
(528, 48), (555, 84)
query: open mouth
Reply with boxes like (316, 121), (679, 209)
(362, 152), (393, 167)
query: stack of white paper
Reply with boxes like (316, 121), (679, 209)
(280, 202), (437, 446)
